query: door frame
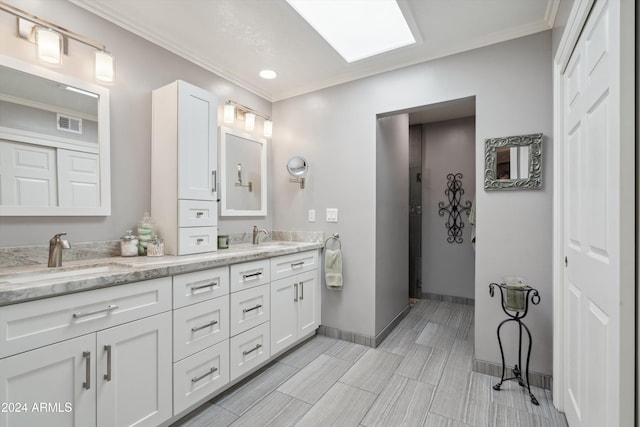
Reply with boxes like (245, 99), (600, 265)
(552, 0), (636, 420)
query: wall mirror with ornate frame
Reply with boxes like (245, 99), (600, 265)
(484, 133), (542, 190)
(219, 126), (267, 216)
(0, 55), (111, 216)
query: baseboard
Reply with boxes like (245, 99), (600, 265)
(423, 292), (475, 305)
(472, 358), (552, 390)
(318, 304), (411, 348)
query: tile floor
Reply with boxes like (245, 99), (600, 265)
(172, 299), (568, 427)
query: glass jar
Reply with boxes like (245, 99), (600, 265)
(147, 235), (164, 257)
(120, 230), (138, 257)
(137, 212), (153, 255)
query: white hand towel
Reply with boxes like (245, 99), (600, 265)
(325, 248), (343, 290)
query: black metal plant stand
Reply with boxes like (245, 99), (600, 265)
(489, 282), (541, 405)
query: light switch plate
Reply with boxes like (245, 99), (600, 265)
(326, 208), (338, 223)
(308, 209), (316, 222)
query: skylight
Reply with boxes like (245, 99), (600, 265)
(286, 0), (415, 63)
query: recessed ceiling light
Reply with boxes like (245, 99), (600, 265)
(259, 69), (278, 79)
(286, 0), (415, 63)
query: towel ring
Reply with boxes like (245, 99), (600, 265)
(324, 233), (341, 250)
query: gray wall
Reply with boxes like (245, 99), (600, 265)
(552, 0), (576, 58)
(375, 114), (409, 335)
(0, 0), (273, 247)
(273, 31), (553, 374)
(422, 117), (476, 300)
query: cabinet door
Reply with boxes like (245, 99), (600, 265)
(96, 312), (172, 427)
(177, 80), (217, 201)
(0, 334), (96, 427)
(270, 276), (298, 356)
(297, 270), (319, 337)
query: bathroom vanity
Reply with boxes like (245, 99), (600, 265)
(0, 242), (321, 427)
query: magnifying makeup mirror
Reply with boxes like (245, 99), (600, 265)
(287, 156), (308, 189)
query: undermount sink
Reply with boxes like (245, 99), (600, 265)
(0, 263), (129, 284)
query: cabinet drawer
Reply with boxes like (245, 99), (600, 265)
(230, 285), (270, 336)
(270, 250), (319, 282)
(0, 277), (171, 359)
(229, 322), (270, 381)
(173, 296), (229, 361)
(178, 227), (218, 255)
(178, 200), (217, 227)
(230, 259), (270, 293)
(173, 266), (229, 308)
(173, 340), (229, 415)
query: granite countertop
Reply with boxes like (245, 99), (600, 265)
(0, 241), (323, 307)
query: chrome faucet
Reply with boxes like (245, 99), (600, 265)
(252, 226), (270, 245)
(48, 233), (71, 267)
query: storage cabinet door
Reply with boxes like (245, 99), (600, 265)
(297, 270), (319, 337)
(270, 276), (297, 356)
(96, 312), (172, 427)
(177, 81), (217, 201)
(0, 334), (96, 427)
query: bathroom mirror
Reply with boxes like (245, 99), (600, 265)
(484, 133), (542, 190)
(219, 126), (267, 216)
(287, 155), (307, 189)
(0, 55), (111, 216)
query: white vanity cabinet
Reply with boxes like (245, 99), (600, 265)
(270, 251), (320, 356)
(0, 278), (173, 427)
(151, 80), (219, 255)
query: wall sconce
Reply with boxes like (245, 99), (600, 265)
(1, 2), (115, 82)
(225, 100), (272, 138)
(235, 163), (253, 192)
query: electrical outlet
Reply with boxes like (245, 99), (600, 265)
(326, 208), (338, 223)
(308, 209), (316, 222)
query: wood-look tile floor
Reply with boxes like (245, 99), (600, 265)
(172, 300), (568, 427)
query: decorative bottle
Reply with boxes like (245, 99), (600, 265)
(137, 212), (153, 255)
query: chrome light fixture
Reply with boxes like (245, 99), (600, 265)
(1, 2), (116, 83)
(224, 100), (273, 138)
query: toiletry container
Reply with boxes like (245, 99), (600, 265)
(138, 212), (154, 255)
(121, 230), (139, 257)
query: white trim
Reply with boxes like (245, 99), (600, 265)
(0, 126), (98, 154)
(0, 93), (98, 121)
(551, 0), (595, 412)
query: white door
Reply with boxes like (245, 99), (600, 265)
(562, 0), (634, 425)
(0, 140), (57, 206)
(0, 334), (96, 427)
(297, 270), (319, 337)
(96, 312), (172, 427)
(177, 80), (217, 201)
(270, 276), (297, 355)
(57, 149), (100, 208)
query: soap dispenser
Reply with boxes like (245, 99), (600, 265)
(137, 212), (153, 255)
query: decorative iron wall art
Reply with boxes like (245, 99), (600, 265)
(438, 173), (472, 244)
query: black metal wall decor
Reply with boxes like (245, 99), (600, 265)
(489, 282), (541, 405)
(438, 173), (472, 244)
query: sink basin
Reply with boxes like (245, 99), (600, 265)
(0, 263), (129, 284)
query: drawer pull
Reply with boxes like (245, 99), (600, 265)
(242, 272), (262, 281)
(242, 344), (262, 356)
(82, 351), (91, 390)
(196, 211), (204, 218)
(242, 304), (262, 314)
(212, 170), (217, 193)
(191, 281), (217, 292)
(300, 281), (304, 300)
(294, 283), (298, 302)
(73, 304), (118, 319)
(191, 320), (218, 332)
(103, 345), (112, 381)
(196, 238), (205, 244)
(291, 261), (305, 268)
(192, 367), (218, 383)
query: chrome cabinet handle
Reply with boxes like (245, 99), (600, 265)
(294, 283), (298, 302)
(291, 261), (304, 268)
(103, 345), (112, 381)
(196, 238), (205, 244)
(192, 367), (218, 383)
(73, 304), (118, 319)
(242, 272), (261, 281)
(242, 304), (262, 314)
(212, 171), (217, 193)
(192, 320), (218, 332)
(242, 344), (262, 356)
(191, 281), (217, 292)
(196, 211), (204, 218)
(82, 351), (91, 390)
(300, 281), (304, 300)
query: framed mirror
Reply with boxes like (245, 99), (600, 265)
(484, 133), (542, 190)
(219, 126), (267, 216)
(0, 55), (111, 216)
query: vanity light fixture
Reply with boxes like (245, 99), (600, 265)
(0, 2), (116, 83)
(224, 100), (273, 138)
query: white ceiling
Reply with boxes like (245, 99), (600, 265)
(69, 0), (559, 102)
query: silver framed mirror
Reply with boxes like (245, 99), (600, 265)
(287, 156), (307, 189)
(484, 133), (542, 190)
